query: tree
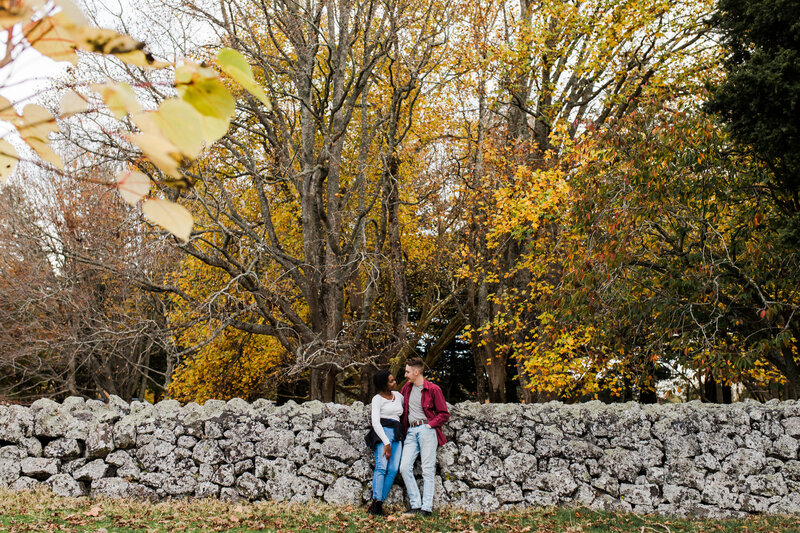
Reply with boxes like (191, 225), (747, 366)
(1, 0), (271, 241)
(705, 0), (800, 205)
(112, 0), (458, 402)
(449, 0), (715, 402)
(0, 168), (179, 401)
(533, 96), (799, 401)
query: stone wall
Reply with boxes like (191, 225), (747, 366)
(1, 397), (799, 517)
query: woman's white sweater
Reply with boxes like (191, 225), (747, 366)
(371, 391), (404, 446)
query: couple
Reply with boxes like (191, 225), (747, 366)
(367, 357), (450, 517)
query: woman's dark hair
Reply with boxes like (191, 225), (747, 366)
(373, 369), (392, 392)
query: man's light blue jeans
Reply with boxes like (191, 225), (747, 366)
(399, 424), (438, 512)
(372, 427), (403, 501)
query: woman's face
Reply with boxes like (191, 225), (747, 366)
(386, 374), (397, 391)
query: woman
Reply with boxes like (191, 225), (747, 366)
(366, 369), (404, 516)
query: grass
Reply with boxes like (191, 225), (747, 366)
(1, 489), (800, 532)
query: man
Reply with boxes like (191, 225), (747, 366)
(398, 356), (450, 516)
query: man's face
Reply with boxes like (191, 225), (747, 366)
(404, 365), (419, 381)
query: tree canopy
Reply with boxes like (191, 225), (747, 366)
(0, 0), (798, 405)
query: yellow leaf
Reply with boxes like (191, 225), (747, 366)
(129, 132), (181, 178)
(19, 104), (58, 141)
(23, 137), (64, 169)
(0, 96), (19, 124)
(92, 83), (141, 119)
(216, 48), (271, 109)
(54, 0), (89, 26)
(0, 139), (19, 184)
(151, 99), (204, 158)
(25, 12), (80, 65)
(59, 89), (88, 115)
(142, 198), (193, 242)
(72, 27), (168, 68)
(0, 0), (46, 27)
(116, 169), (151, 205)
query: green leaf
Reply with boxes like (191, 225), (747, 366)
(216, 48), (271, 109)
(176, 63), (236, 120)
(151, 99), (205, 158)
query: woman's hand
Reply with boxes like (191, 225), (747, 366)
(384, 443), (392, 460)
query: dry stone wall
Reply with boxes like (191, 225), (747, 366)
(1, 397), (799, 517)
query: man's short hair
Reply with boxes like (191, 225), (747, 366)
(406, 357), (424, 370)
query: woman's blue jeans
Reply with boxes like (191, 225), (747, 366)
(372, 426), (403, 501)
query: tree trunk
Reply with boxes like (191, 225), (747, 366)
(485, 349), (507, 403)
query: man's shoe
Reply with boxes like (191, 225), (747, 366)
(420, 510), (432, 516)
(402, 508), (422, 516)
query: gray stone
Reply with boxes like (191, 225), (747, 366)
(164, 476), (197, 496)
(45, 474), (86, 497)
(192, 439), (225, 464)
(524, 468), (577, 496)
(90, 477), (132, 498)
(524, 489), (559, 508)
(73, 459), (110, 482)
(701, 472), (738, 509)
(781, 417), (800, 437)
(0, 459), (21, 487)
(695, 453), (721, 471)
(237, 472), (266, 499)
(663, 484), (701, 504)
(495, 483), (524, 503)
(0, 405), (33, 442)
(19, 437), (42, 457)
(591, 473), (620, 497)
(298, 465), (333, 485)
(740, 494), (772, 513)
(503, 453), (537, 484)
(43, 438), (81, 459)
(211, 464), (236, 487)
(255, 429), (295, 457)
(600, 448), (641, 483)
(34, 402), (78, 438)
(235, 459), (254, 476)
(20, 457), (58, 479)
(744, 473), (787, 497)
(113, 418), (137, 449)
(290, 477), (323, 503)
(591, 493), (633, 513)
(177, 436), (197, 449)
(323, 476), (362, 505)
(0, 445), (25, 460)
(620, 483), (659, 507)
(220, 439), (255, 463)
(772, 435), (799, 460)
(62, 397), (86, 413)
(217, 487), (240, 501)
(11, 476), (39, 491)
(314, 438), (358, 462)
(204, 420), (224, 439)
(105, 450), (135, 468)
(722, 448), (766, 478)
(61, 458), (87, 475)
(195, 482), (220, 499)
